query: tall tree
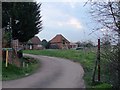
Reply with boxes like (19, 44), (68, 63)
(2, 2), (42, 42)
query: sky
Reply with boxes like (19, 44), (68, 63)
(35, 0), (105, 44)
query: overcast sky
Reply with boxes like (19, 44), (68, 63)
(35, 0), (105, 44)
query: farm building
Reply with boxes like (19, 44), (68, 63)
(24, 36), (43, 50)
(50, 34), (70, 49)
(69, 42), (78, 49)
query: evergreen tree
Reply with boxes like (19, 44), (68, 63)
(2, 2), (42, 42)
(41, 39), (50, 49)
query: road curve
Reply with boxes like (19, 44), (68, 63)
(3, 54), (85, 88)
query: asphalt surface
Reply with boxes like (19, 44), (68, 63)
(2, 54), (85, 88)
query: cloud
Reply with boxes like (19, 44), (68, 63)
(68, 17), (82, 29)
(63, 0), (77, 8)
(57, 17), (83, 30)
(40, 2), (83, 32)
(41, 3), (69, 27)
(60, 0), (79, 9)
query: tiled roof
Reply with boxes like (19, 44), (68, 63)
(29, 36), (41, 44)
(50, 34), (70, 43)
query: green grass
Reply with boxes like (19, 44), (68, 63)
(92, 83), (112, 88)
(0, 59), (2, 81)
(24, 49), (95, 62)
(2, 57), (40, 81)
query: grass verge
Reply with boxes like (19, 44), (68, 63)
(2, 57), (40, 81)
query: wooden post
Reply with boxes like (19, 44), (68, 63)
(98, 39), (100, 82)
(92, 39), (101, 83)
(92, 58), (98, 83)
(6, 50), (9, 67)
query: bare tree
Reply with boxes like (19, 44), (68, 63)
(89, 1), (120, 88)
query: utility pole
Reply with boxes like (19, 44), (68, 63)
(9, 17), (12, 48)
(92, 39), (101, 83)
(97, 39), (100, 82)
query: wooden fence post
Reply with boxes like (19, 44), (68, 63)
(6, 50), (8, 67)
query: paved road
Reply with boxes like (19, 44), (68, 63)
(3, 54), (85, 88)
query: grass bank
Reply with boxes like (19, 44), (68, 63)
(24, 49), (112, 88)
(2, 57), (40, 81)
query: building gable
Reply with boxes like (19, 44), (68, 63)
(50, 34), (70, 44)
(29, 36), (41, 45)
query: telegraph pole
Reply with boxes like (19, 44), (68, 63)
(92, 39), (101, 83)
(97, 39), (100, 82)
(9, 17), (12, 48)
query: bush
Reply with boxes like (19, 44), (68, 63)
(17, 49), (23, 58)
(101, 45), (119, 88)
